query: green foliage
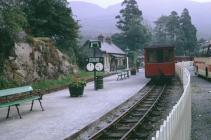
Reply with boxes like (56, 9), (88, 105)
(0, 0), (80, 78)
(111, 33), (127, 49)
(2, 7), (27, 40)
(0, 79), (19, 90)
(180, 8), (197, 55)
(0, 1), (27, 75)
(128, 51), (138, 67)
(23, 0), (79, 54)
(32, 74), (72, 91)
(31, 71), (105, 92)
(69, 75), (86, 88)
(153, 9), (197, 55)
(114, 0), (151, 51)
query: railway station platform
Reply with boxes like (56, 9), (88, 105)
(0, 69), (149, 140)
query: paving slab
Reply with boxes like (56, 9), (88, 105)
(0, 69), (149, 140)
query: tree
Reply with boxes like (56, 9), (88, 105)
(154, 15), (169, 43)
(23, 0), (79, 60)
(180, 8), (197, 55)
(153, 9), (197, 55)
(0, 0), (27, 75)
(166, 11), (181, 42)
(166, 11), (186, 55)
(114, 0), (150, 51)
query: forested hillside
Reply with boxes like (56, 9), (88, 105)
(70, 0), (211, 39)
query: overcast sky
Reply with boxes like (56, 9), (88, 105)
(68, 0), (211, 8)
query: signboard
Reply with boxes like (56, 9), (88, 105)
(85, 57), (104, 72)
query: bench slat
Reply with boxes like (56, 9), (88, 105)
(0, 86), (33, 97)
(0, 96), (40, 108)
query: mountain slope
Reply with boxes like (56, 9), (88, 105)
(70, 0), (211, 39)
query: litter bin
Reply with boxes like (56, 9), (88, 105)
(95, 76), (103, 90)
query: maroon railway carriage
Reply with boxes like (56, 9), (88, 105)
(144, 45), (175, 78)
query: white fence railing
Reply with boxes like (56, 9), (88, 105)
(151, 62), (192, 140)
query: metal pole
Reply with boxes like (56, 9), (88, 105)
(94, 48), (97, 90)
(126, 56), (129, 70)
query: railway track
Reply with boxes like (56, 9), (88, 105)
(89, 81), (167, 140)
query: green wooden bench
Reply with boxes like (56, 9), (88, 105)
(0, 86), (44, 119)
(117, 69), (130, 80)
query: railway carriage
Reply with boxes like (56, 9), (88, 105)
(144, 45), (175, 78)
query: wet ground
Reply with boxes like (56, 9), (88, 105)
(190, 68), (211, 140)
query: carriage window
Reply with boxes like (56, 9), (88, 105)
(157, 50), (163, 63)
(204, 47), (208, 56)
(163, 49), (174, 62)
(199, 48), (203, 56)
(147, 48), (174, 63)
(208, 47), (211, 56)
(164, 49), (169, 62)
(147, 50), (157, 63)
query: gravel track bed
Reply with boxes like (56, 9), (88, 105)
(127, 77), (183, 139)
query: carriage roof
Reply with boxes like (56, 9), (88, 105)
(144, 45), (175, 49)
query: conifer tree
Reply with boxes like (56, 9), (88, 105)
(180, 8), (197, 55)
(114, 0), (150, 51)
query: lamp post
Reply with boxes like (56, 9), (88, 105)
(125, 48), (130, 70)
(88, 40), (101, 90)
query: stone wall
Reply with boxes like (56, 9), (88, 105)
(3, 38), (73, 84)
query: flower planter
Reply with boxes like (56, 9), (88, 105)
(68, 86), (85, 97)
(131, 69), (137, 75)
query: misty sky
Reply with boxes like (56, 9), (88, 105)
(68, 0), (211, 8)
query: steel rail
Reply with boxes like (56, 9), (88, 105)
(89, 83), (155, 140)
(89, 82), (166, 140)
(120, 84), (166, 140)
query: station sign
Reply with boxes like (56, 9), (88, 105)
(85, 57), (104, 72)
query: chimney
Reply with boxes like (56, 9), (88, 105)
(98, 34), (104, 42)
(105, 37), (112, 44)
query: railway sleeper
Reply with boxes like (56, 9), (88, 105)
(130, 113), (144, 117)
(134, 108), (148, 112)
(144, 98), (157, 101)
(146, 116), (160, 123)
(112, 125), (131, 131)
(132, 110), (146, 114)
(148, 94), (159, 97)
(150, 111), (161, 117)
(139, 104), (152, 108)
(142, 101), (154, 104)
(103, 131), (125, 139)
(121, 118), (139, 123)
(130, 130), (149, 139)
(139, 123), (154, 131)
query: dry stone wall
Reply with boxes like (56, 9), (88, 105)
(4, 38), (73, 84)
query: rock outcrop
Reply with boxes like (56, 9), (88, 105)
(4, 37), (73, 84)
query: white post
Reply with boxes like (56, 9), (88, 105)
(126, 56), (129, 70)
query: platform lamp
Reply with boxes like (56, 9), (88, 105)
(125, 48), (130, 70)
